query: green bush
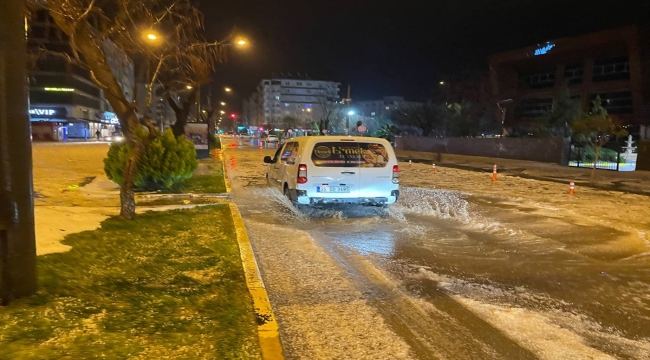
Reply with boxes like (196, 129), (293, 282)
(104, 129), (198, 191)
(574, 146), (621, 163)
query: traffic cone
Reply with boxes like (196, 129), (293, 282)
(431, 163), (436, 171)
(409, 160), (412, 168)
(492, 164), (497, 182)
(569, 182), (575, 195)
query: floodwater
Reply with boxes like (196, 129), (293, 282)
(223, 140), (650, 359)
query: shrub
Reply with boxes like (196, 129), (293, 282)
(104, 129), (198, 191)
(573, 146), (621, 163)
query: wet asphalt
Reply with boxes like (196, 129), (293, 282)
(223, 138), (650, 359)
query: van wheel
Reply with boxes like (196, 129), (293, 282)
(284, 186), (292, 201)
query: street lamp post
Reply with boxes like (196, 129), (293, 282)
(497, 99), (513, 137)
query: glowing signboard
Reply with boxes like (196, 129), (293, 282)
(44, 87), (74, 92)
(534, 42), (555, 56)
(29, 108), (56, 116)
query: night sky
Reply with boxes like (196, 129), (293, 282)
(199, 0), (648, 110)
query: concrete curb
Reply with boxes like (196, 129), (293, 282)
(229, 202), (284, 360)
(134, 193), (232, 199)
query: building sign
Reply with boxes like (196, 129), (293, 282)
(534, 42), (555, 56)
(44, 87), (74, 92)
(102, 111), (119, 124)
(29, 107), (67, 119)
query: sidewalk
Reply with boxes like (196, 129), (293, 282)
(396, 149), (650, 196)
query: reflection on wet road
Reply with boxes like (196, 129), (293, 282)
(224, 139), (650, 359)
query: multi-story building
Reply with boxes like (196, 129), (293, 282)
(489, 25), (650, 136)
(245, 76), (341, 129)
(27, 9), (132, 140)
(134, 84), (175, 133)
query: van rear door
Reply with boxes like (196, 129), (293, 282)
(308, 140), (361, 199)
(357, 141), (395, 198)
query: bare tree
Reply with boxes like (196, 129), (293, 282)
(36, 0), (223, 219)
(393, 103), (442, 136)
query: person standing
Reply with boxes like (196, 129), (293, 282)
(95, 129), (101, 140)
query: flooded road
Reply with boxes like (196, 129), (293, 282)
(223, 138), (650, 359)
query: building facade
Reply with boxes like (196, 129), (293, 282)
(354, 96), (421, 118)
(245, 76), (341, 129)
(489, 25), (650, 136)
(28, 9), (132, 140)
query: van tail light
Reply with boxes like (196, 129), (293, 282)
(392, 165), (400, 184)
(297, 164), (308, 184)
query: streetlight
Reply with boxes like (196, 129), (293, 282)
(220, 110), (225, 114)
(347, 110), (355, 116)
(236, 39), (247, 46)
(439, 81), (445, 85)
(146, 33), (158, 41)
(220, 102), (226, 106)
(186, 85), (193, 90)
(224, 87), (232, 93)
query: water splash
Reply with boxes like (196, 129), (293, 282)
(390, 187), (471, 223)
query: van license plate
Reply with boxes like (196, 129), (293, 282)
(317, 186), (350, 193)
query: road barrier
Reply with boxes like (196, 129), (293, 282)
(492, 164), (497, 182)
(569, 181), (575, 195)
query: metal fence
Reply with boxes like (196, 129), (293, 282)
(567, 143), (622, 171)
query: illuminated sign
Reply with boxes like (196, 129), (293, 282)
(29, 108), (56, 116)
(44, 87), (74, 92)
(534, 42), (555, 56)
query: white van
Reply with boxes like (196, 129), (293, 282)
(264, 136), (400, 206)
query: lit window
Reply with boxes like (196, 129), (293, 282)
(285, 103), (289, 107)
(371, 112), (376, 116)
(385, 106), (390, 110)
(275, 96), (280, 100)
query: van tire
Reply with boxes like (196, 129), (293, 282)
(283, 185), (292, 202)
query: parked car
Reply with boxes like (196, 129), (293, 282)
(104, 132), (124, 142)
(266, 135), (279, 142)
(263, 136), (399, 206)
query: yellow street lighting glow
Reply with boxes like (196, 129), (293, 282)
(44, 87), (74, 92)
(236, 39), (247, 46)
(186, 85), (193, 89)
(225, 87), (232, 92)
(220, 102), (226, 106)
(220, 110), (225, 114)
(146, 33), (158, 41)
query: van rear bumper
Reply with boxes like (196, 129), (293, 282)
(297, 193), (398, 206)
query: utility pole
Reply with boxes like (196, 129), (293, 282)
(0, 0), (38, 305)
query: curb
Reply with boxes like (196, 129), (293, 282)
(229, 202), (284, 360)
(217, 147), (233, 194)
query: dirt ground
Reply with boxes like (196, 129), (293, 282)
(32, 143), (120, 255)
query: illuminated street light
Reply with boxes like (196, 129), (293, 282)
(439, 81), (445, 85)
(225, 87), (232, 92)
(186, 85), (193, 89)
(146, 33), (158, 41)
(347, 111), (355, 116)
(236, 39), (247, 46)
(220, 110), (225, 114)
(220, 102), (226, 106)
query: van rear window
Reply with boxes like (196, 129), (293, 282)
(311, 142), (389, 167)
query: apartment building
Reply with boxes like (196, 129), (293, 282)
(245, 76), (341, 128)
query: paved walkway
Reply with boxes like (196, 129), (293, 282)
(396, 150), (650, 196)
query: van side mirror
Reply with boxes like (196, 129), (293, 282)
(263, 156), (274, 164)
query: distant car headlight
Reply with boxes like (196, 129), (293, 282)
(105, 137), (112, 141)
(113, 136), (123, 142)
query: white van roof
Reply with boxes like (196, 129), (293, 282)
(285, 136), (391, 144)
